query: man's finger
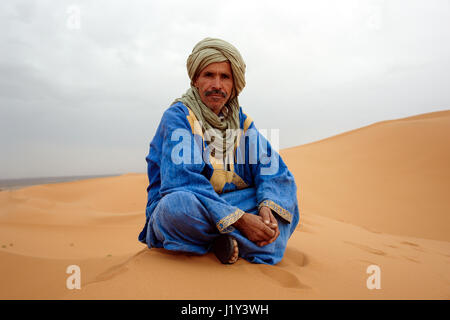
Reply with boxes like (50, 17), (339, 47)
(259, 208), (271, 225)
(268, 211), (278, 229)
(252, 223), (274, 242)
(268, 229), (280, 244)
(261, 223), (276, 238)
(266, 225), (280, 244)
(260, 225), (280, 246)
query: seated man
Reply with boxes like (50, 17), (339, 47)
(138, 38), (300, 265)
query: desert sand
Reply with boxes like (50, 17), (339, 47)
(0, 110), (449, 299)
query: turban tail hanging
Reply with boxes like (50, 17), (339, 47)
(173, 38), (246, 165)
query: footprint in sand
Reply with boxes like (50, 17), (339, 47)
(400, 241), (420, 247)
(90, 249), (147, 284)
(284, 247), (308, 267)
(357, 259), (378, 265)
(344, 241), (387, 256)
(258, 265), (310, 289)
(361, 226), (382, 234)
(400, 241), (425, 252)
(401, 256), (420, 263)
(94, 262), (129, 282)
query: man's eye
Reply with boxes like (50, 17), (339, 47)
(205, 73), (213, 77)
(222, 74), (230, 79)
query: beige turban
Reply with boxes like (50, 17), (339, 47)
(186, 37), (246, 98)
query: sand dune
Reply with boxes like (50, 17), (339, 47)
(0, 111), (449, 299)
(283, 110), (450, 241)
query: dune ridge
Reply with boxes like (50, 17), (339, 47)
(0, 110), (449, 299)
(282, 110), (450, 241)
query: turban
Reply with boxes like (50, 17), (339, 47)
(186, 37), (246, 98)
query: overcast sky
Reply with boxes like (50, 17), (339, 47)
(0, 0), (449, 179)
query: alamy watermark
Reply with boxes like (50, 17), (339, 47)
(66, 5), (81, 30)
(64, 263), (382, 292)
(366, 264), (381, 290)
(66, 265), (81, 290)
(170, 123), (280, 175)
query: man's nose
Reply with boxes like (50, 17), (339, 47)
(211, 76), (222, 89)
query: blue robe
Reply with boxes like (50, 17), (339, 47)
(138, 102), (300, 264)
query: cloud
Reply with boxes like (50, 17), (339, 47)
(0, 0), (449, 178)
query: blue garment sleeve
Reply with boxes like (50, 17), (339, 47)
(247, 123), (300, 224)
(157, 106), (245, 233)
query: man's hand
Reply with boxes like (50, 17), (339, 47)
(233, 208), (279, 247)
(257, 206), (280, 246)
(233, 213), (275, 245)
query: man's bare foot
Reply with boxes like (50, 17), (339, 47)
(213, 235), (239, 264)
(228, 238), (239, 264)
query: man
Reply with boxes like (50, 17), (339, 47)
(138, 38), (300, 265)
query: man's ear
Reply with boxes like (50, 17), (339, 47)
(230, 86), (236, 98)
(193, 75), (199, 88)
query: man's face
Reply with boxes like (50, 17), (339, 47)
(194, 61), (234, 115)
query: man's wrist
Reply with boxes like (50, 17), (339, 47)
(233, 213), (247, 228)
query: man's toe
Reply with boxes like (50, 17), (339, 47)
(229, 239), (239, 263)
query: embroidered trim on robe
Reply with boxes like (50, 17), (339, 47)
(258, 199), (293, 223)
(216, 208), (246, 233)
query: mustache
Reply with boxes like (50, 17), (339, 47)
(205, 89), (227, 98)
